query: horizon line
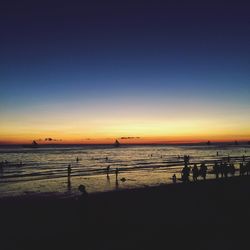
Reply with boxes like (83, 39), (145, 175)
(0, 140), (250, 146)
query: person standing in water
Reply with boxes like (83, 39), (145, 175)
(192, 164), (199, 182)
(172, 174), (177, 184)
(200, 163), (207, 180)
(67, 164), (72, 179)
(181, 165), (190, 182)
(115, 168), (119, 181)
(213, 162), (219, 179)
(106, 165), (110, 177)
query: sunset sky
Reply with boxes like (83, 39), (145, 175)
(0, 0), (250, 144)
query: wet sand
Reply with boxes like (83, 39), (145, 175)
(1, 176), (250, 250)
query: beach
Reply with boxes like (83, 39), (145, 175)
(1, 0), (250, 249)
(1, 144), (250, 250)
(1, 175), (250, 250)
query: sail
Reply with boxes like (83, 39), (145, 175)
(32, 140), (38, 145)
(114, 140), (120, 147)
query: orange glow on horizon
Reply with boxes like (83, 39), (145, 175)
(1, 134), (249, 145)
(1, 104), (250, 145)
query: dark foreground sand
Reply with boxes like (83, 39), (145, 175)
(1, 176), (250, 250)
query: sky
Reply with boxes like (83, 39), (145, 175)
(0, 0), (250, 144)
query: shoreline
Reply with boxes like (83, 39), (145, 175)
(0, 172), (249, 201)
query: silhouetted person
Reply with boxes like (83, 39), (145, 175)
(230, 163), (236, 176)
(192, 164), (199, 182)
(221, 162), (225, 178)
(216, 151), (219, 157)
(106, 165), (110, 176)
(172, 174), (177, 184)
(184, 155), (190, 166)
(105, 157), (108, 161)
(213, 162), (219, 179)
(223, 163), (229, 178)
(240, 163), (245, 176)
(227, 155), (230, 163)
(76, 157), (79, 162)
(182, 165), (190, 182)
(200, 163), (207, 180)
(243, 155), (245, 162)
(78, 184), (88, 199)
(115, 168), (119, 181)
(67, 164), (72, 179)
(219, 162), (224, 178)
(246, 161), (250, 175)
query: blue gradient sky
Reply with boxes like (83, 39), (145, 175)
(0, 0), (250, 143)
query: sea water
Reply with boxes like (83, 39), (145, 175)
(0, 144), (249, 197)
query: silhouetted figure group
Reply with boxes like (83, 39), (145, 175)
(179, 157), (250, 184)
(239, 161), (250, 176)
(213, 161), (236, 178)
(181, 162), (207, 182)
(0, 160), (24, 171)
(105, 165), (121, 188)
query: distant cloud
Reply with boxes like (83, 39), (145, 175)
(120, 137), (141, 140)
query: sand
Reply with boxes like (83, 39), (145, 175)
(1, 176), (250, 250)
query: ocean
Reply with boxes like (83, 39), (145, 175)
(0, 144), (249, 197)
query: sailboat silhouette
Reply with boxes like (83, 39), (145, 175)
(114, 139), (120, 147)
(23, 140), (39, 148)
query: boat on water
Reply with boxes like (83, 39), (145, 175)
(114, 139), (120, 147)
(22, 140), (39, 148)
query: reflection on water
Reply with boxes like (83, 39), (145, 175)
(115, 180), (119, 190)
(67, 178), (71, 192)
(106, 174), (110, 184)
(0, 144), (249, 197)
